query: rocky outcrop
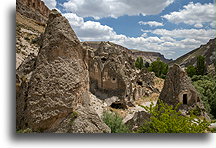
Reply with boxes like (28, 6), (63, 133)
(131, 50), (172, 63)
(16, 0), (50, 25)
(16, 53), (37, 129)
(159, 64), (209, 119)
(125, 111), (150, 131)
(55, 105), (111, 133)
(83, 41), (158, 108)
(83, 41), (172, 64)
(19, 10), (110, 133)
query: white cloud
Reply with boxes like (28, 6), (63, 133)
(162, 2), (215, 28)
(42, 0), (57, 9)
(145, 29), (215, 42)
(139, 21), (163, 27)
(63, 13), (215, 59)
(63, 13), (84, 27)
(63, 0), (174, 19)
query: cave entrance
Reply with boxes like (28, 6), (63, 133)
(137, 81), (143, 86)
(183, 94), (188, 105)
(110, 101), (127, 109)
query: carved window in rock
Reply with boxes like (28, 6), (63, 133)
(111, 77), (117, 83)
(183, 94), (188, 104)
(137, 81), (143, 86)
(32, 3), (35, 8)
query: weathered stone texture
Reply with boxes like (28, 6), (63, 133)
(16, 0), (50, 24)
(16, 53), (37, 129)
(83, 41), (158, 106)
(24, 10), (89, 131)
(159, 64), (199, 107)
(55, 105), (111, 133)
(159, 64), (209, 120)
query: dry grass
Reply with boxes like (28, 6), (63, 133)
(134, 93), (159, 105)
(109, 107), (128, 118)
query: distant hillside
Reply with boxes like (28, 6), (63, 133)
(130, 49), (172, 63)
(82, 41), (171, 63)
(169, 38), (215, 74)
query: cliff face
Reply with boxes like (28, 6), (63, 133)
(16, 0), (50, 69)
(169, 38), (216, 74)
(83, 41), (159, 106)
(16, 0), (50, 24)
(130, 50), (172, 63)
(17, 10), (110, 133)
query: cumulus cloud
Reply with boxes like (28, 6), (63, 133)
(63, 0), (174, 19)
(139, 21), (163, 27)
(63, 13), (215, 59)
(143, 29), (215, 42)
(162, 2), (215, 28)
(42, 0), (57, 9)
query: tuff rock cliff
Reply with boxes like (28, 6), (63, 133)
(17, 10), (110, 133)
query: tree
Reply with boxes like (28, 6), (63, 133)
(186, 65), (196, 77)
(135, 57), (144, 70)
(196, 56), (206, 75)
(192, 75), (216, 119)
(136, 100), (210, 133)
(148, 59), (168, 78)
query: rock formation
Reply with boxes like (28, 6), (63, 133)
(131, 49), (172, 63)
(18, 10), (110, 133)
(83, 41), (159, 108)
(159, 64), (209, 119)
(16, 0), (50, 24)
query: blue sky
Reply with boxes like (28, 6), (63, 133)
(42, 0), (215, 59)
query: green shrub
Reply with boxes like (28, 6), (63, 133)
(136, 100), (210, 133)
(69, 111), (79, 125)
(186, 56), (207, 77)
(148, 58), (168, 78)
(192, 75), (216, 119)
(196, 56), (206, 75)
(102, 111), (129, 133)
(186, 65), (196, 77)
(135, 57), (144, 70)
(16, 128), (32, 133)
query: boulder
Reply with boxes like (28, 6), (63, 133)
(55, 105), (111, 133)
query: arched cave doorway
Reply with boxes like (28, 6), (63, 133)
(183, 94), (188, 104)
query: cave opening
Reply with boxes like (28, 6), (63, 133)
(110, 102), (127, 109)
(137, 81), (143, 86)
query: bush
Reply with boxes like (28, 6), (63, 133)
(135, 57), (144, 70)
(192, 75), (216, 119)
(136, 100), (210, 133)
(102, 111), (129, 133)
(186, 56), (207, 77)
(196, 56), (206, 75)
(148, 58), (168, 78)
(186, 65), (196, 77)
